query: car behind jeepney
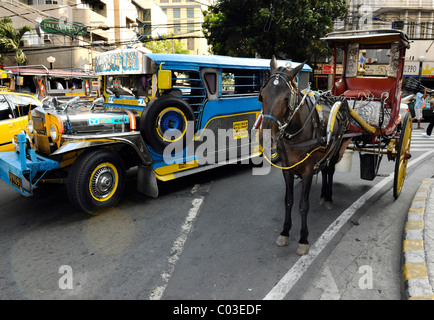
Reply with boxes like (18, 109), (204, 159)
(0, 92), (42, 152)
(0, 49), (311, 214)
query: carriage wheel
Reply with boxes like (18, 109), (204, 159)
(393, 112), (412, 199)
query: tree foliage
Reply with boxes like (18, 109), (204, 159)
(202, 0), (347, 63)
(0, 17), (32, 65)
(144, 34), (190, 54)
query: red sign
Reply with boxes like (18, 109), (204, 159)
(322, 64), (332, 74)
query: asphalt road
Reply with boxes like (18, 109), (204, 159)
(1, 128), (434, 301)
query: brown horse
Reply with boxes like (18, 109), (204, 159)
(259, 56), (350, 255)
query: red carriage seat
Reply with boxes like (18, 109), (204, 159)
(333, 77), (396, 104)
(333, 77), (399, 133)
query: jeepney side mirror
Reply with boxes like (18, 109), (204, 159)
(158, 69), (172, 91)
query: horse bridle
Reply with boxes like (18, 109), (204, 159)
(260, 70), (311, 141)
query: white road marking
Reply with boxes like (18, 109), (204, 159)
(149, 184), (204, 300)
(318, 266), (341, 300)
(263, 149), (434, 300)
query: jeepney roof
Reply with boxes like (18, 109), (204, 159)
(146, 53), (312, 73)
(321, 29), (410, 48)
(4, 65), (96, 77)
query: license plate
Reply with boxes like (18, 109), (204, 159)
(9, 171), (22, 191)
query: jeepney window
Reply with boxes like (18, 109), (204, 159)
(107, 75), (134, 96)
(221, 68), (262, 97)
(136, 75), (152, 96)
(172, 71), (201, 94)
(204, 72), (217, 95)
(171, 71), (205, 109)
(0, 96), (13, 120)
(67, 79), (83, 89)
(15, 76), (36, 94)
(0, 79), (11, 89)
(106, 75), (151, 97)
(49, 78), (66, 90)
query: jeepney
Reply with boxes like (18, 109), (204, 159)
(3, 65), (98, 102)
(0, 48), (311, 214)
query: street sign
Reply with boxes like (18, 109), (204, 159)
(40, 18), (87, 36)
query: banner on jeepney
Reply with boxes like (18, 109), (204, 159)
(94, 49), (146, 75)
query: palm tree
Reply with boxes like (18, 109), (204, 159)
(0, 17), (32, 65)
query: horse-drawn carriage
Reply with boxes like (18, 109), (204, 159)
(258, 29), (412, 255)
(322, 29), (412, 199)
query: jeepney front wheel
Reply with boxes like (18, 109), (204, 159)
(67, 149), (126, 214)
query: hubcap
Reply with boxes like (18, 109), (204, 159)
(91, 166), (115, 199)
(157, 108), (187, 142)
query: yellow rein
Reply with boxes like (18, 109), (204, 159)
(262, 146), (324, 170)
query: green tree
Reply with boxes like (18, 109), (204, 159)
(203, 0), (347, 62)
(0, 17), (32, 65)
(143, 34), (190, 54)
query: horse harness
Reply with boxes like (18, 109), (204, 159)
(260, 69), (347, 170)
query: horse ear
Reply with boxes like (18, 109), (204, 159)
(288, 60), (306, 79)
(270, 55), (278, 74)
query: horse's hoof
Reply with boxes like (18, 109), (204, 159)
(296, 243), (310, 255)
(324, 201), (333, 210)
(276, 235), (289, 247)
(319, 197), (326, 205)
(320, 198), (333, 209)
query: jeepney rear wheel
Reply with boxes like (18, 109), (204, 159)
(67, 149), (126, 214)
(140, 95), (195, 154)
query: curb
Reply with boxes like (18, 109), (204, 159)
(402, 179), (434, 300)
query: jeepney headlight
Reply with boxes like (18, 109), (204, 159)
(27, 119), (33, 134)
(50, 124), (59, 141)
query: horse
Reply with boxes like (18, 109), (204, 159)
(259, 56), (351, 255)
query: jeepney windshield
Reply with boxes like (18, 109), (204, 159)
(106, 75), (152, 97)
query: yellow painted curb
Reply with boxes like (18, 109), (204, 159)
(403, 239), (424, 251)
(409, 294), (434, 300)
(408, 207), (425, 214)
(413, 196), (427, 202)
(405, 220), (424, 231)
(403, 262), (429, 280)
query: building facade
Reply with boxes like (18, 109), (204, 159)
(0, 0), (167, 70)
(152, 0), (213, 55)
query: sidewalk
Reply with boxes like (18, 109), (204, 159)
(402, 178), (434, 299)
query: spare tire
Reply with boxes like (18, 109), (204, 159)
(140, 95), (195, 154)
